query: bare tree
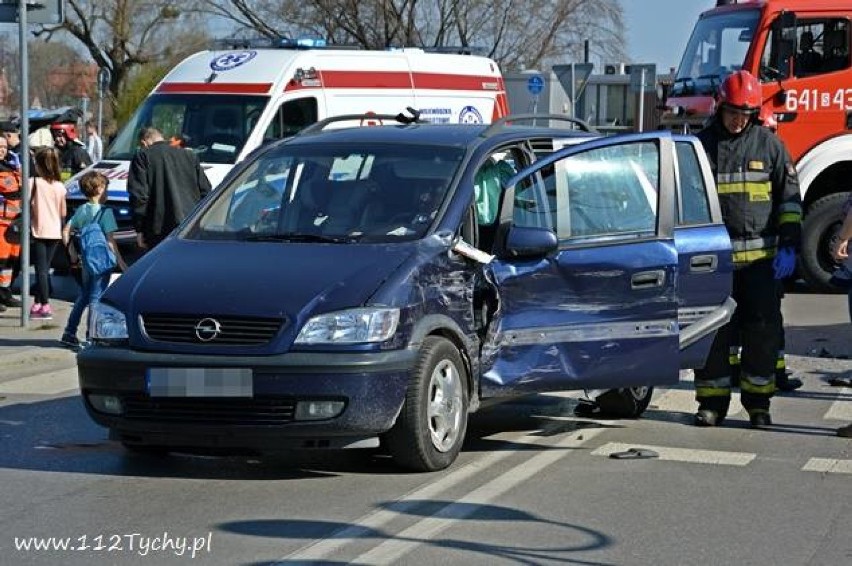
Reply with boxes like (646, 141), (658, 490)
(32, 0), (209, 111)
(195, 0), (624, 70)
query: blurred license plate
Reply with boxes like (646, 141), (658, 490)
(146, 368), (253, 397)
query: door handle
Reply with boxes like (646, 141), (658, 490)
(690, 254), (717, 273)
(631, 270), (665, 289)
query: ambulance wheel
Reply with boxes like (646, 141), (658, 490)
(385, 336), (469, 472)
(595, 387), (654, 418)
(801, 192), (849, 292)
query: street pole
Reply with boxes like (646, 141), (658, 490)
(18, 0), (30, 328)
(570, 62), (576, 119)
(638, 67), (646, 133)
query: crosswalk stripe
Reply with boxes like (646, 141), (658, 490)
(0, 367), (79, 396)
(823, 388), (852, 421)
(351, 428), (607, 566)
(651, 388), (745, 416)
(802, 458), (852, 475)
(591, 442), (755, 466)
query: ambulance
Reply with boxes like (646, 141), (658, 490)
(67, 40), (510, 239)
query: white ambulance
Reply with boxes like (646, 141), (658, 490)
(67, 43), (509, 238)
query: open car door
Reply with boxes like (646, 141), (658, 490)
(479, 131), (683, 397)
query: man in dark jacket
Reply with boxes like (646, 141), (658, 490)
(127, 127), (211, 249)
(694, 70), (802, 428)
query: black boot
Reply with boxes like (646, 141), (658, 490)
(694, 398), (730, 427)
(776, 370), (803, 392)
(0, 286), (20, 307)
(749, 410), (772, 428)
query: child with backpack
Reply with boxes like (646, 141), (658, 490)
(60, 171), (126, 348)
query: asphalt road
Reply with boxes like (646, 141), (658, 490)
(0, 288), (849, 566)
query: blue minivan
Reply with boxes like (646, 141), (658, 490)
(77, 117), (734, 471)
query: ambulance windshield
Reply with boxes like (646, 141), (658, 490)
(672, 10), (759, 97)
(105, 93), (269, 164)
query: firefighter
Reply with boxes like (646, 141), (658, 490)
(49, 122), (92, 181)
(694, 70), (803, 428)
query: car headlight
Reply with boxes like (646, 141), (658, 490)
(89, 302), (128, 341)
(295, 307), (400, 344)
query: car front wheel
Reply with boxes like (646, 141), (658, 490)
(594, 386), (654, 418)
(385, 336), (469, 472)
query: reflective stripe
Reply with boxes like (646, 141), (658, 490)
(729, 354), (741, 365)
(696, 386), (731, 397)
(779, 202), (802, 214)
(779, 212), (801, 224)
(733, 248), (775, 263)
(730, 236), (778, 251)
(717, 171), (769, 184)
(716, 181), (771, 201)
(696, 376), (731, 388)
(776, 358), (785, 370)
(741, 373), (775, 395)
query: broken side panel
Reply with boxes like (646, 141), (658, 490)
(479, 240), (680, 398)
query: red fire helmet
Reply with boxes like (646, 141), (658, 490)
(49, 122), (79, 140)
(718, 70), (762, 113)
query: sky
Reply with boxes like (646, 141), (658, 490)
(623, 0), (716, 74)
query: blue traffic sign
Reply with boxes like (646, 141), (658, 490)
(527, 75), (545, 95)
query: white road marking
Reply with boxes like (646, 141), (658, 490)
(823, 388), (852, 421)
(651, 388), (745, 416)
(802, 458), (852, 475)
(281, 425), (605, 564)
(0, 367), (79, 396)
(591, 442), (755, 466)
(352, 428), (607, 566)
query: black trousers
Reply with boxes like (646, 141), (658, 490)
(695, 259), (780, 412)
(31, 238), (59, 305)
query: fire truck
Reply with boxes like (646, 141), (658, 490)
(661, 0), (852, 290)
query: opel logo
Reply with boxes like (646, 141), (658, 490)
(194, 318), (222, 342)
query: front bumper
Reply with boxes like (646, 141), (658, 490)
(77, 346), (417, 451)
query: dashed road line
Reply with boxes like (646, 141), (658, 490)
(591, 442), (756, 466)
(802, 458), (852, 475)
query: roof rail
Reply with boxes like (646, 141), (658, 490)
(418, 45), (486, 56)
(298, 109), (428, 136)
(211, 37), (362, 51)
(481, 114), (598, 136)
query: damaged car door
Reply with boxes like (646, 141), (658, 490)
(479, 132), (681, 398)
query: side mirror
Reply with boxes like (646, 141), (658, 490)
(503, 225), (558, 259)
(771, 11), (798, 73)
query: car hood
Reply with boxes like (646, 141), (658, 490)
(113, 238), (418, 320)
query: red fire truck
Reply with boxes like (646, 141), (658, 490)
(661, 0), (851, 290)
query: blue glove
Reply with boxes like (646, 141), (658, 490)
(773, 247), (796, 279)
(7, 151), (20, 170)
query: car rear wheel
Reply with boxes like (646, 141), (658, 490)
(385, 336), (469, 472)
(595, 387), (654, 418)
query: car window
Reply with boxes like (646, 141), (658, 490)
(518, 141), (659, 240)
(473, 151), (517, 225)
(189, 143), (464, 243)
(676, 141), (712, 225)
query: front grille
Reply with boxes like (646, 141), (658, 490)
(122, 396), (296, 425)
(141, 314), (283, 345)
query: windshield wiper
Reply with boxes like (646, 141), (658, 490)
(242, 232), (356, 244)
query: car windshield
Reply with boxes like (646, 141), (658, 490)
(105, 93), (269, 164)
(672, 10), (760, 96)
(187, 142), (465, 243)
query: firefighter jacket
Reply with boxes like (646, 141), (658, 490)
(697, 118), (802, 267)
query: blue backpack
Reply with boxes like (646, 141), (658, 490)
(78, 208), (117, 276)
